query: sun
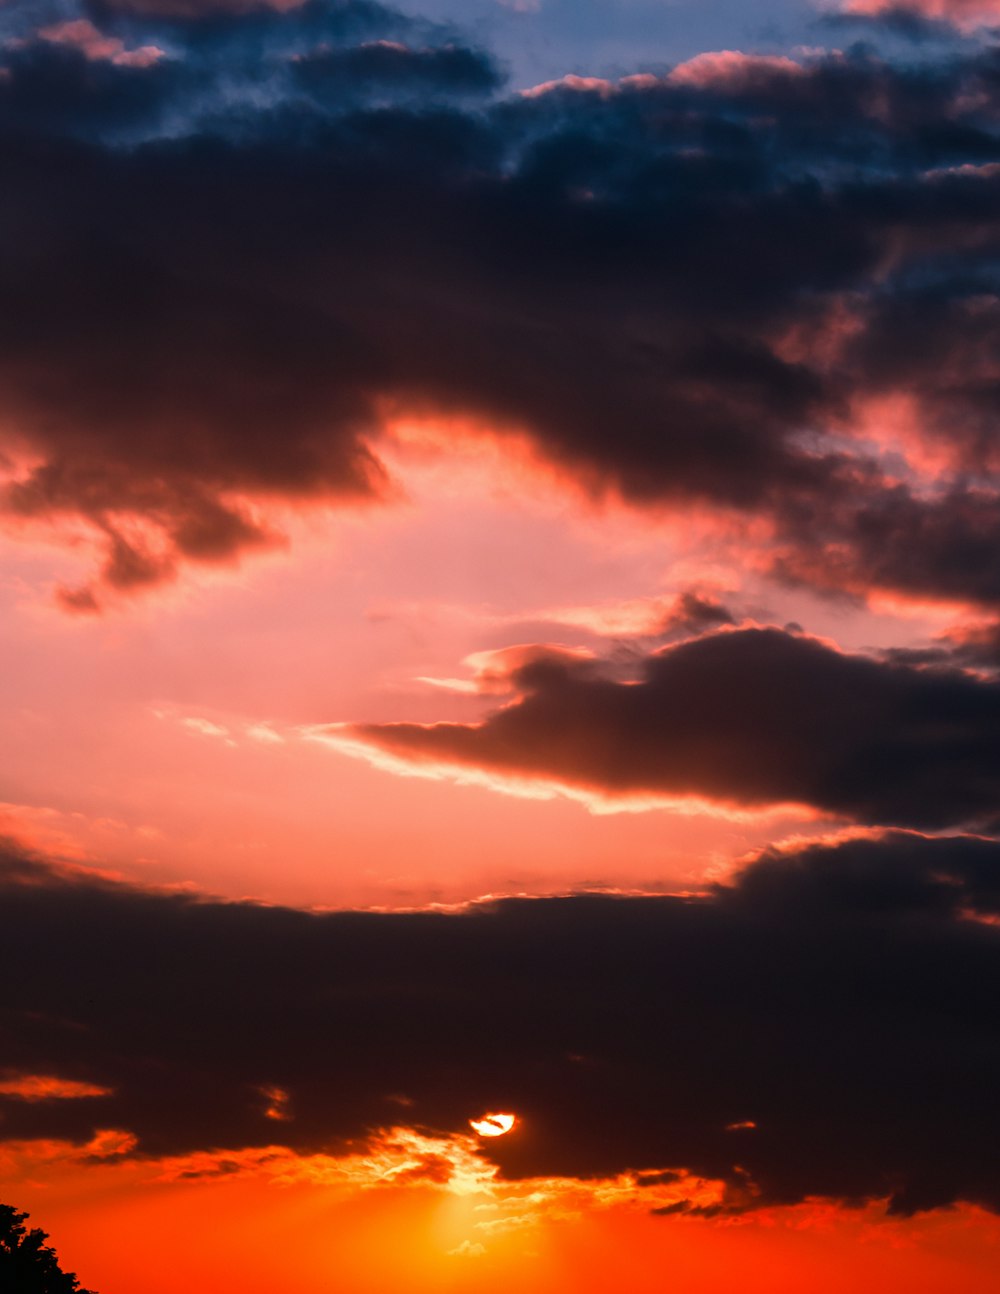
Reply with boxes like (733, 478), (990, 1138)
(470, 1112), (516, 1137)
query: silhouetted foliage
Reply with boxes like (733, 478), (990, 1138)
(0, 1204), (97, 1293)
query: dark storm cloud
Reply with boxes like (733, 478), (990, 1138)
(4, 833), (1000, 1216)
(341, 626), (1000, 831)
(7, 8), (1000, 604)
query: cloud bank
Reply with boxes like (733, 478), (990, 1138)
(4, 834), (1000, 1216)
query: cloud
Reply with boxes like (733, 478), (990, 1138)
(839, 0), (1000, 31)
(38, 18), (164, 66)
(667, 51), (808, 90)
(658, 590), (736, 637)
(0, 1075), (113, 1101)
(0, 37), (190, 139)
(6, 7), (1000, 610)
(775, 484), (1000, 610)
(335, 627), (1000, 830)
(4, 833), (1000, 1215)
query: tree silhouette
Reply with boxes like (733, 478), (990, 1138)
(0, 1204), (97, 1293)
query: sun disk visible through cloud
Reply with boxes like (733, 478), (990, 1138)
(470, 1112), (516, 1137)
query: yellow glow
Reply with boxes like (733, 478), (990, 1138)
(470, 1113), (516, 1138)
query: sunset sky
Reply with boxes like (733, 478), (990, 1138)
(5, 0), (1000, 1288)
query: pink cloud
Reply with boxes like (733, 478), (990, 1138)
(842, 0), (1000, 28)
(38, 19), (164, 69)
(520, 74), (616, 100)
(668, 51), (807, 90)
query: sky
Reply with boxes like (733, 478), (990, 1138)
(4, 0), (1000, 1289)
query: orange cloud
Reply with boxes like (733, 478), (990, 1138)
(124, 1124), (732, 1226)
(0, 1128), (137, 1175)
(0, 1075), (113, 1101)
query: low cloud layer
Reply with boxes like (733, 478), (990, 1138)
(339, 627), (1000, 831)
(4, 833), (1000, 1215)
(5, 2), (1000, 607)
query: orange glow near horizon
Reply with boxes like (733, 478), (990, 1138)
(7, 1131), (1000, 1294)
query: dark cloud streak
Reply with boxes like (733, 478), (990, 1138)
(342, 626), (1000, 831)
